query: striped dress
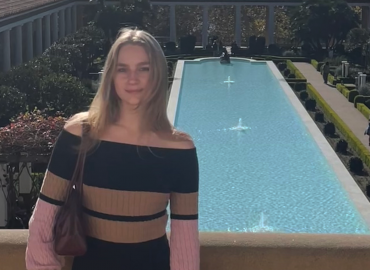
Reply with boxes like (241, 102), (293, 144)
(25, 129), (199, 270)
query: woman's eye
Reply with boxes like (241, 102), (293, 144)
(140, 67), (150, 72)
(118, 68), (126, 72)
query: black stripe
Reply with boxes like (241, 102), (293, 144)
(39, 193), (64, 206)
(83, 207), (167, 222)
(170, 213), (198, 220)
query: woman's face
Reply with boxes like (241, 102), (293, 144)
(113, 44), (151, 107)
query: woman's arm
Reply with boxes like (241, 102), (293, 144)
(26, 122), (82, 270)
(169, 140), (200, 270)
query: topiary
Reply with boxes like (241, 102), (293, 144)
(314, 112), (324, 122)
(324, 122), (336, 136)
(294, 82), (306, 92)
(299, 91), (309, 101)
(277, 62), (287, 71)
(305, 98), (316, 111)
(39, 73), (91, 117)
(349, 157), (363, 174)
(283, 68), (290, 77)
(335, 139), (348, 154)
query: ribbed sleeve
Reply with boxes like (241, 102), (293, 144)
(169, 149), (200, 270)
(25, 129), (80, 270)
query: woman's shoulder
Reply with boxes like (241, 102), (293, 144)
(159, 129), (195, 150)
(63, 112), (89, 137)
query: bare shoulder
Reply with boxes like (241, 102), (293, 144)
(164, 130), (195, 149)
(63, 113), (87, 137)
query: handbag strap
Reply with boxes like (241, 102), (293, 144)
(68, 122), (89, 195)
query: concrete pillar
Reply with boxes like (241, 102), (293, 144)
(2, 29), (11, 72)
(35, 18), (43, 56)
(169, 5), (176, 42)
(202, 5), (209, 48)
(44, 14), (51, 48)
(266, 5), (275, 45)
(235, 5), (242, 46)
(25, 22), (33, 61)
(51, 12), (58, 43)
(362, 6), (370, 30)
(66, 7), (72, 35)
(71, 5), (77, 33)
(14, 25), (23, 66)
(59, 9), (65, 38)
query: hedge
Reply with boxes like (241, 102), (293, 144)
(357, 103), (370, 120)
(336, 84), (350, 99)
(288, 61), (370, 168)
(306, 83), (370, 168)
(286, 60), (305, 79)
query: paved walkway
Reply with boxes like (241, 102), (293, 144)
(294, 62), (369, 149)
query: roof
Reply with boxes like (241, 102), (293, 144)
(0, 0), (66, 19)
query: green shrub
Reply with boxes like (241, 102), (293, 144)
(348, 90), (359, 103)
(0, 86), (26, 126)
(44, 43), (84, 78)
(278, 62), (287, 71)
(305, 98), (316, 111)
(0, 61), (49, 109)
(288, 73), (296, 78)
(349, 157), (364, 174)
(314, 111), (324, 122)
(354, 95), (370, 108)
(294, 82), (306, 91)
(335, 139), (348, 154)
(39, 73), (90, 116)
(356, 103), (370, 119)
(283, 68), (290, 77)
(300, 91), (309, 101)
(324, 122), (336, 136)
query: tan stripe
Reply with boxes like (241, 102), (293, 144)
(40, 170), (69, 201)
(170, 192), (198, 215)
(84, 214), (167, 243)
(83, 185), (169, 216)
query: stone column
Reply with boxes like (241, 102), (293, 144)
(72, 5), (77, 33)
(51, 12), (58, 43)
(14, 25), (23, 66)
(35, 18), (43, 56)
(2, 29), (11, 72)
(362, 6), (370, 30)
(66, 7), (72, 35)
(235, 5), (242, 46)
(202, 5), (209, 48)
(25, 22), (33, 61)
(169, 5), (176, 42)
(44, 14), (51, 48)
(266, 5), (275, 45)
(59, 9), (65, 38)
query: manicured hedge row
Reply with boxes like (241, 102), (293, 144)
(286, 60), (305, 79)
(357, 103), (370, 120)
(306, 83), (370, 168)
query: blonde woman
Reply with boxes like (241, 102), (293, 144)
(25, 28), (199, 270)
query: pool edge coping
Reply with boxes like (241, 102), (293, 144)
(167, 58), (370, 232)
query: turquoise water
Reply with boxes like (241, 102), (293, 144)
(174, 59), (370, 234)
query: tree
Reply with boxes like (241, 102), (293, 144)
(290, 0), (360, 54)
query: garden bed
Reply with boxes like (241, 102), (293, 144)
(291, 89), (370, 201)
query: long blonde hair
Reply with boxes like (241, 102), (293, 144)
(68, 28), (172, 150)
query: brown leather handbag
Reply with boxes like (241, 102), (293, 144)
(53, 126), (88, 256)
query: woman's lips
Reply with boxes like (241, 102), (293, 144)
(125, 89), (142, 93)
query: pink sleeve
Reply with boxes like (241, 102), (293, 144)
(25, 199), (64, 270)
(170, 219), (200, 270)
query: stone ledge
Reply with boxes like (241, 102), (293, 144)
(1, 230), (370, 270)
